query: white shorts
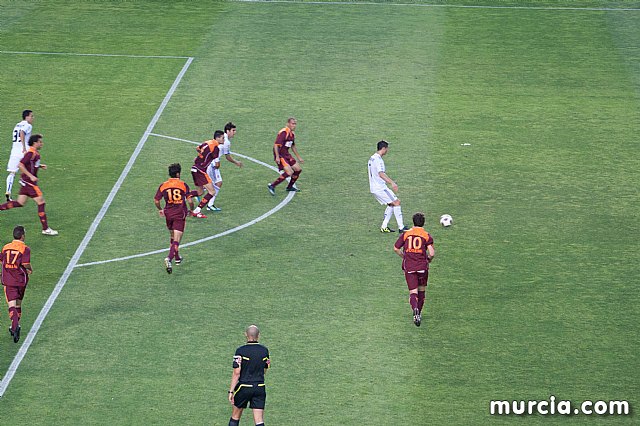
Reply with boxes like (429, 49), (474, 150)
(206, 163), (222, 184)
(6, 147), (25, 173)
(371, 188), (398, 205)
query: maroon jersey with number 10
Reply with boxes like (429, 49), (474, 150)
(394, 227), (434, 272)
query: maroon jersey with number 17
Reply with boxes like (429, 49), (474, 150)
(154, 178), (191, 220)
(394, 227), (434, 272)
(1, 240), (31, 288)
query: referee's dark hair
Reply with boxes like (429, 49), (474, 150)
(13, 225), (25, 240)
(412, 212), (425, 227)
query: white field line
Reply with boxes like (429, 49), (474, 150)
(0, 50), (191, 59)
(230, 0), (640, 11)
(0, 57), (194, 398)
(75, 133), (295, 268)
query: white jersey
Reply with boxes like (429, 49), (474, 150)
(368, 152), (388, 192)
(220, 133), (232, 156)
(11, 120), (32, 155)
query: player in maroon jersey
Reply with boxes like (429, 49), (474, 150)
(393, 212), (435, 327)
(155, 163), (193, 274)
(189, 130), (224, 218)
(267, 117), (304, 195)
(0, 134), (58, 235)
(2, 226), (32, 343)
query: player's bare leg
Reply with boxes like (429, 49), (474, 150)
(229, 406), (244, 426)
(252, 408), (265, 425)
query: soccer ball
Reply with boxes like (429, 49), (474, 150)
(439, 214), (453, 227)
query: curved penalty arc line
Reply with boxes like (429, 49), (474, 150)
(75, 134), (294, 268)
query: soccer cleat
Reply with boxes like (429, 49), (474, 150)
(285, 186), (300, 192)
(206, 204), (222, 212)
(42, 228), (59, 236)
(413, 309), (421, 327)
(10, 325), (21, 343)
(164, 258), (172, 274)
(399, 226), (411, 233)
(380, 227), (395, 233)
(174, 256), (183, 265)
(191, 211), (207, 219)
(5, 193), (11, 202)
(267, 183), (276, 196)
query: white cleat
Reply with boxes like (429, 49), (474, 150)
(42, 228), (59, 236)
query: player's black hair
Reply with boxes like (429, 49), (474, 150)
(224, 122), (236, 132)
(214, 130), (224, 139)
(168, 163), (181, 178)
(13, 225), (25, 240)
(377, 140), (389, 151)
(412, 212), (425, 227)
(28, 134), (42, 146)
(22, 110), (33, 120)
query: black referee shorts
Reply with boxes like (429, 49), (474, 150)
(233, 383), (266, 409)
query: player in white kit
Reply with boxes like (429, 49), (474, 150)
(368, 140), (409, 233)
(206, 122), (243, 211)
(6, 110), (34, 202)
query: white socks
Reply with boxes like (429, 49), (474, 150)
(382, 206), (393, 228)
(207, 185), (220, 208)
(6, 173), (15, 195)
(393, 205), (404, 228)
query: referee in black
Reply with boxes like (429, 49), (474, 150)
(228, 325), (270, 426)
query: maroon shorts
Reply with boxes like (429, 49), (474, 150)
(4, 285), (26, 302)
(19, 182), (42, 198)
(277, 155), (296, 171)
(191, 169), (212, 187)
(404, 270), (428, 291)
(165, 216), (185, 232)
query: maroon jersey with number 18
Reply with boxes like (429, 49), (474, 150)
(154, 178), (191, 220)
(1, 240), (31, 288)
(394, 227), (434, 273)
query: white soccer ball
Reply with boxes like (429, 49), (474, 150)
(439, 214), (453, 227)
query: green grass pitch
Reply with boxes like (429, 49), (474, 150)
(0, 0), (638, 424)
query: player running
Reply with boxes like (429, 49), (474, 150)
(154, 163), (193, 274)
(393, 212), (435, 327)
